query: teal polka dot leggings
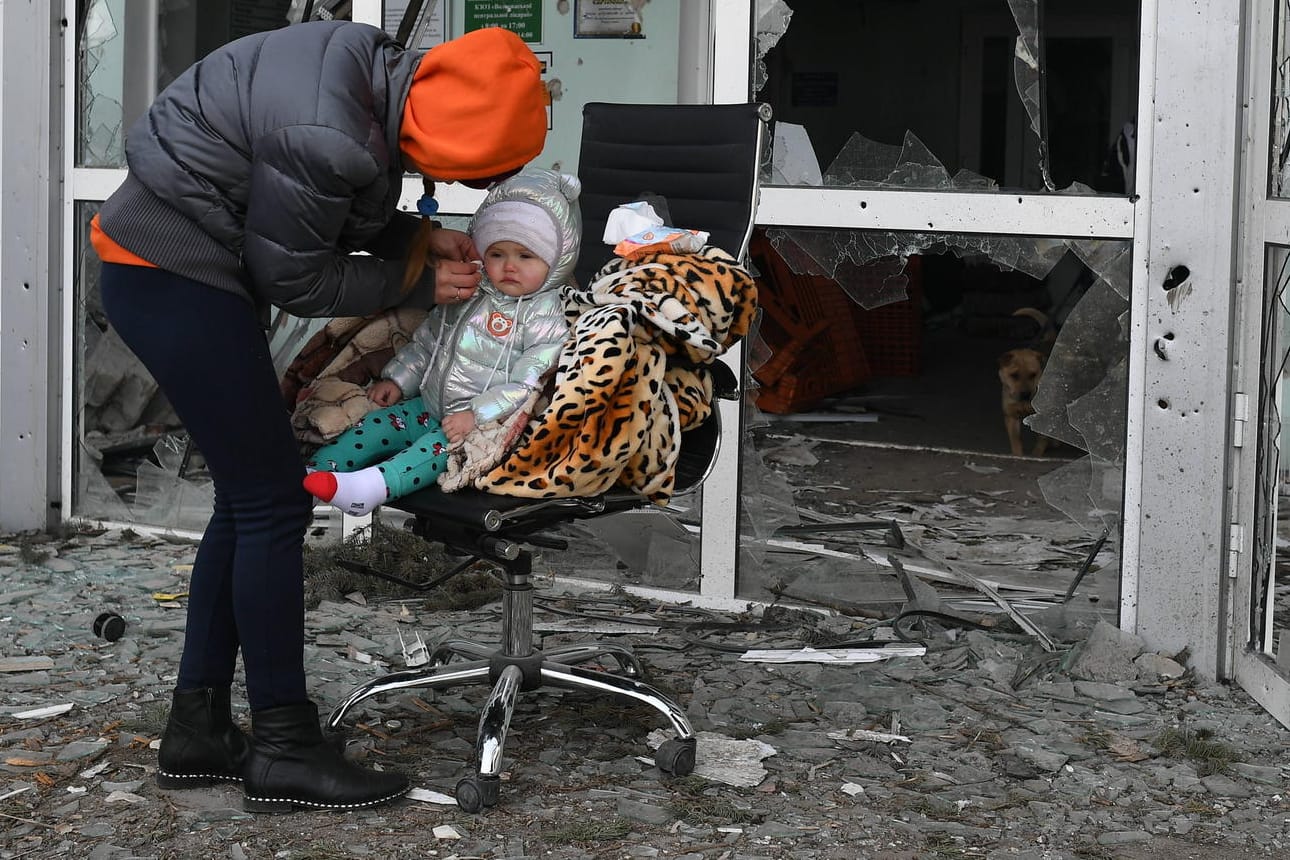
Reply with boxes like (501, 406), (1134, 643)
(306, 396), (450, 499)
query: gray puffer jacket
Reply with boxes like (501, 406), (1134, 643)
(383, 170), (581, 425)
(98, 21), (430, 318)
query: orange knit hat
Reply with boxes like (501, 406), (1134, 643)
(400, 28), (548, 181)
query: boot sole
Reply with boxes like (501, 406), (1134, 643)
(157, 771), (244, 789)
(243, 785), (409, 814)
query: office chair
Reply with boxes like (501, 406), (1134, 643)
(325, 102), (768, 813)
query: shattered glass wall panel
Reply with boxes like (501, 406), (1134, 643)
(738, 226), (1128, 631)
(73, 203), (210, 530)
(76, 1), (294, 168)
(77, 0), (127, 167)
(756, 0), (1139, 194)
(72, 2), (307, 525)
(1274, 0), (1290, 196)
(1250, 247), (1290, 661)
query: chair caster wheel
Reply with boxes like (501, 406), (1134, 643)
(654, 737), (697, 776)
(455, 774), (500, 813)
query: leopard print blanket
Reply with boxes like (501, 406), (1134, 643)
(475, 245), (756, 504)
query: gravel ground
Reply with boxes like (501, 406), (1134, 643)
(2, 523), (1289, 860)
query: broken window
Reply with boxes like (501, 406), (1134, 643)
(546, 227), (1130, 624)
(756, 0), (1140, 194)
(75, 0), (295, 169)
(72, 0), (314, 529)
(72, 200), (469, 530)
(72, 202), (213, 529)
(737, 226), (1127, 633)
(1249, 246), (1290, 664)
(1274, 0), (1290, 196)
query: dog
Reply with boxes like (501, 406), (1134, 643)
(997, 308), (1055, 456)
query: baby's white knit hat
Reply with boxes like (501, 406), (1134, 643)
(471, 200), (560, 268)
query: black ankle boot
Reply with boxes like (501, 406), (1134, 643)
(242, 701), (409, 813)
(156, 687), (249, 788)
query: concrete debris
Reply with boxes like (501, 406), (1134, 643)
(739, 645), (926, 664)
(397, 628), (429, 668)
(1067, 619), (1148, 681)
(827, 728), (911, 745)
(647, 730), (776, 789)
(405, 787), (455, 805)
(11, 703), (74, 720)
(0, 526), (1287, 858)
(0, 657), (56, 674)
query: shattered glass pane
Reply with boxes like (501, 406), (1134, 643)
(741, 423), (803, 542)
(267, 311), (328, 381)
(1036, 455), (1121, 536)
(132, 438), (216, 532)
(643, 527), (701, 591)
(75, 440), (134, 523)
(769, 122), (823, 186)
(76, 1), (295, 168)
(753, 0), (794, 99)
(1274, 1), (1290, 195)
(1065, 355), (1129, 464)
(755, 1), (1138, 194)
(821, 131), (986, 192)
(1006, 0), (1053, 190)
(1250, 247), (1290, 657)
(1028, 279), (1130, 455)
(762, 226), (1073, 311)
(72, 4), (313, 526)
(77, 0), (126, 167)
(1068, 237), (1133, 300)
(740, 226), (1130, 619)
(73, 202), (196, 529)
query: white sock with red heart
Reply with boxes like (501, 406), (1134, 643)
(302, 467), (389, 516)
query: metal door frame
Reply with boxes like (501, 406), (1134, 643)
(1228, 0), (1290, 728)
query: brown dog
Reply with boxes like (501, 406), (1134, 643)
(998, 347), (1047, 456)
(998, 308), (1054, 456)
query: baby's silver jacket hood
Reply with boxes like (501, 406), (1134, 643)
(470, 168), (582, 294)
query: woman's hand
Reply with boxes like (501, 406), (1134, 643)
(367, 379), (403, 407)
(420, 227), (481, 304)
(434, 258), (483, 305)
(427, 227), (478, 263)
(442, 409), (477, 443)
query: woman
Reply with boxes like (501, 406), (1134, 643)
(91, 20), (549, 813)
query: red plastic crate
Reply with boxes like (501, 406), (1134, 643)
(850, 255), (923, 378)
(749, 232), (872, 413)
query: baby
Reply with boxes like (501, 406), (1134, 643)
(304, 169), (581, 514)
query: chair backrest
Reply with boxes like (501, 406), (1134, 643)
(574, 102), (768, 289)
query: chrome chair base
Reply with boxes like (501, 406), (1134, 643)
(325, 555), (697, 813)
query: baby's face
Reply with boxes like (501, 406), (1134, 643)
(482, 241), (551, 297)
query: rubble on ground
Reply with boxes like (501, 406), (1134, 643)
(1, 526), (1288, 859)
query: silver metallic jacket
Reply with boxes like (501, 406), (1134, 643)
(383, 169), (582, 425)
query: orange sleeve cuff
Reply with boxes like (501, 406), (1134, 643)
(90, 213), (157, 268)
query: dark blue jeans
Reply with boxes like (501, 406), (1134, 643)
(100, 264), (313, 710)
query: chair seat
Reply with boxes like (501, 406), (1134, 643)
(391, 393), (722, 534)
